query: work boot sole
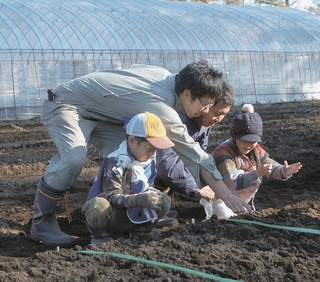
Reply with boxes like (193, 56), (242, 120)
(31, 226), (78, 247)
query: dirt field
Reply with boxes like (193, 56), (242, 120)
(0, 101), (319, 282)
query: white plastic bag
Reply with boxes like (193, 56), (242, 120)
(200, 198), (236, 220)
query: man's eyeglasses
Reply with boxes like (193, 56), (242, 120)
(198, 98), (215, 110)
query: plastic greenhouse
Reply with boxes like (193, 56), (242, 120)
(0, 0), (320, 120)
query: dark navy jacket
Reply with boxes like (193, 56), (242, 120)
(156, 111), (211, 196)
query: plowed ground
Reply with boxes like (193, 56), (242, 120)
(0, 101), (319, 281)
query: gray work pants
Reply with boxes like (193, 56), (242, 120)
(41, 101), (126, 192)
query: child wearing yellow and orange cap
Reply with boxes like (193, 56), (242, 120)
(82, 112), (176, 245)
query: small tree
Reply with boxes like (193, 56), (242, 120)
(226, 0), (245, 4)
(307, 3), (320, 16)
(254, 0), (296, 7)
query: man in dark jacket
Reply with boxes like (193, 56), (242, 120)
(156, 85), (234, 201)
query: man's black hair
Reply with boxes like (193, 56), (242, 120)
(175, 60), (226, 101)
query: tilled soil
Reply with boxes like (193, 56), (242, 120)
(0, 101), (319, 282)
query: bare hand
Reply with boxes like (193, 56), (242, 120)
(257, 164), (273, 177)
(199, 167), (252, 214)
(197, 186), (216, 202)
(223, 194), (252, 214)
(283, 160), (302, 177)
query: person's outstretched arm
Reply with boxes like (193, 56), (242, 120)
(200, 166), (252, 213)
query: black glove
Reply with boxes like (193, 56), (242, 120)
(127, 191), (162, 210)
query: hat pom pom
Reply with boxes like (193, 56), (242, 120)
(242, 104), (254, 113)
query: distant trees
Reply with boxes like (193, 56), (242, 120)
(175, 0), (319, 16)
(307, 3), (320, 16)
(194, 0), (296, 6)
(254, 0), (320, 16)
(254, 0), (292, 6)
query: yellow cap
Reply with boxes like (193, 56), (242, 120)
(126, 112), (175, 149)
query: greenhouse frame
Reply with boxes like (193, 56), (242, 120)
(1, 0), (320, 120)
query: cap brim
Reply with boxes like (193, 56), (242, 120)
(236, 134), (261, 142)
(147, 136), (175, 149)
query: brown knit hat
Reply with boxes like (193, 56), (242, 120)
(230, 104), (263, 142)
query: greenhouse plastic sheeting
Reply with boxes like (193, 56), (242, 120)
(0, 0), (319, 119)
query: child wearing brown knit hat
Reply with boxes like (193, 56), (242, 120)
(213, 104), (302, 211)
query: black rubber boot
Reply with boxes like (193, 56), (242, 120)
(89, 235), (111, 246)
(30, 180), (78, 247)
(166, 209), (178, 218)
(154, 209), (179, 228)
(155, 216), (179, 228)
(82, 217), (111, 246)
(129, 223), (161, 241)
